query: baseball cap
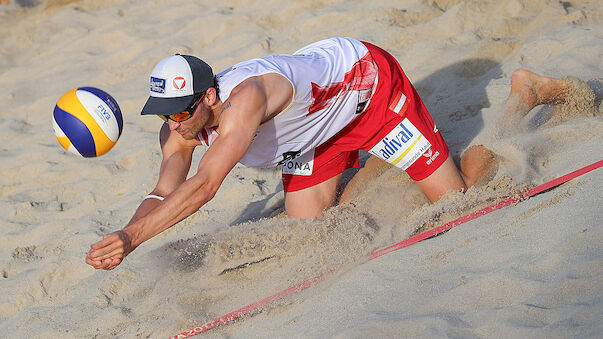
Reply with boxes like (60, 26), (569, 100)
(141, 54), (214, 116)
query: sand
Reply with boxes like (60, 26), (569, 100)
(0, 0), (601, 338)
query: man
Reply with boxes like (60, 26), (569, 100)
(86, 37), (570, 270)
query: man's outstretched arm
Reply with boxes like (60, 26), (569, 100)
(86, 80), (269, 270)
(86, 122), (199, 269)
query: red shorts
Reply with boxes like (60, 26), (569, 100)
(282, 42), (449, 192)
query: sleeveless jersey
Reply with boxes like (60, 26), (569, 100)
(198, 37), (379, 168)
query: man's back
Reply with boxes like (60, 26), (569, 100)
(201, 37), (379, 168)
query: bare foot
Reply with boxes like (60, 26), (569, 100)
(511, 69), (569, 109)
(500, 69), (570, 124)
(460, 145), (498, 187)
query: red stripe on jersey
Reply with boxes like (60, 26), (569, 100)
(308, 53), (377, 115)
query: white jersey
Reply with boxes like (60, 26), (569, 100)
(198, 37), (379, 168)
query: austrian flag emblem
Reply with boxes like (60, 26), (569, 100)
(173, 76), (186, 89)
(389, 91), (408, 116)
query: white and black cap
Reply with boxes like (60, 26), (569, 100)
(141, 54), (214, 116)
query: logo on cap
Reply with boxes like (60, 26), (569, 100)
(173, 76), (186, 90)
(150, 77), (166, 93)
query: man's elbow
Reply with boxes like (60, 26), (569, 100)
(190, 178), (220, 208)
(201, 184), (219, 202)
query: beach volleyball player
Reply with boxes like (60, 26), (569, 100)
(86, 37), (573, 270)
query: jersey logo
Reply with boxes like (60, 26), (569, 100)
(277, 150), (301, 166)
(423, 147), (440, 165)
(281, 149), (314, 176)
(308, 53), (377, 115)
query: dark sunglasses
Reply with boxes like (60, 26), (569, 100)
(159, 93), (205, 122)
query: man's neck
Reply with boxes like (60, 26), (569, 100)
(207, 100), (226, 129)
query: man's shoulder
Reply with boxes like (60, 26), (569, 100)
(227, 76), (265, 99)
(216, 55), (290, 102)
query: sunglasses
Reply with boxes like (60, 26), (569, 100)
(159, 93), (205, 122)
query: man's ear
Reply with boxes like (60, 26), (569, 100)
(205, 87), (218, 105)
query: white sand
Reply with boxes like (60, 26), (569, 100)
(0, 0), (601, 338)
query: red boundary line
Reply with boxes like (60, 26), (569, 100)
(171, 159), (602, 339)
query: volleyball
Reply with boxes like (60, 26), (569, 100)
(52, 87), (123, 157)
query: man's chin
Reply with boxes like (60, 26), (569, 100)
(181, 133), (194, 140)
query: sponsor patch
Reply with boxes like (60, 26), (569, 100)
(278, 150), (301, 166)
(282, 149), (314, 176)
(368, 118), (431, 170)
(150, 77), (166, 93)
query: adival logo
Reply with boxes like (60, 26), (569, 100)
(369, 118), (431, 170)
(150, 77), (166, 93)
(422, 147), (440, 165)
(173, 76), (186, 90)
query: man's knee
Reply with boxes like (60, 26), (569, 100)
(460, 145), (497, 187)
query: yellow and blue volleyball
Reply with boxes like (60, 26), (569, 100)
(52, 87), (123, 157)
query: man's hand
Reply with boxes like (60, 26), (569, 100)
(85, 230), (135, 270)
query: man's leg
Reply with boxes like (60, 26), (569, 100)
(417, 145), (497, 202)
(340, 144), (497, 203)
(339, 156), (391, 203)
(285, 173), (342, 219)
(339, 153), (470, 204)
(427, 70), (571, 200)
(342, 70), (573, 203)
(415, 154), (466, 202)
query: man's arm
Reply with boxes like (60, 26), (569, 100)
(126, 123), (199, 226)
(86, 79), (272, 270)
(86, 122), (199, 269)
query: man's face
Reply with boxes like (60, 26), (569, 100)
(167, 102), (210, 140)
